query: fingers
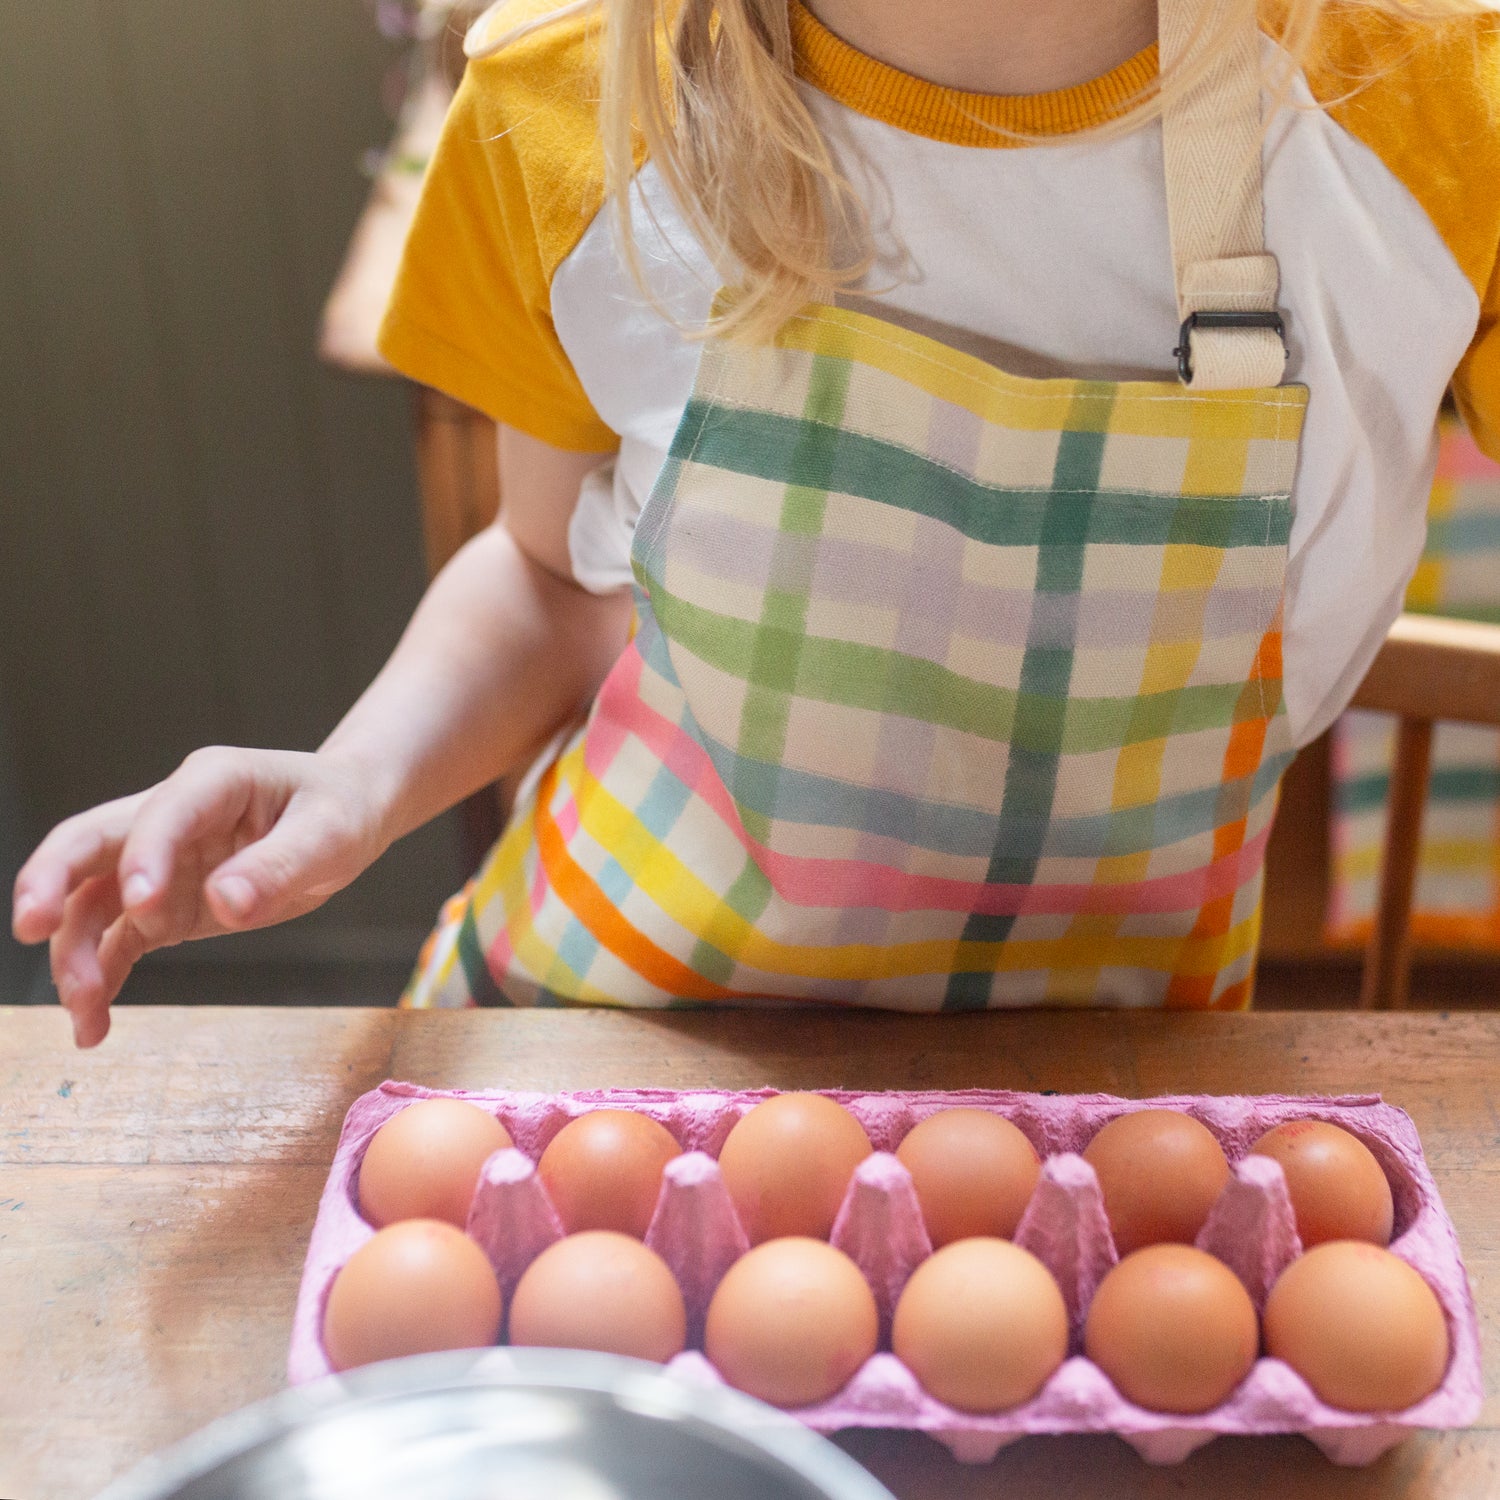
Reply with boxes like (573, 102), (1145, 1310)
(116, 748), (268, 946)
(12, 793), (144, 944)
(49, 875), (125, 1048)
(17, 748), (375, 1017)
(201, 785), (369, 931)
(95, 914), (150, 1023)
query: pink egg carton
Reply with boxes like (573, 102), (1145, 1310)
(290, 1084), (1481, 1466)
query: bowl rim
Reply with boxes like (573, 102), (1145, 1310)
(92, 1347), (900, 1500)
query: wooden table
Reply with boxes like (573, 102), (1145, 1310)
(3, 1006), (1496, 1499)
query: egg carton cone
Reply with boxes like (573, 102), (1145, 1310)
(290, 1084), (1482, 1465)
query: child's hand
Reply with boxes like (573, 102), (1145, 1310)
(11, 748), (390, 1048)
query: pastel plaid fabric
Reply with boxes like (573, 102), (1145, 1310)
(1329, 419), (1500, 950)
(407, 305), (1307, 1011)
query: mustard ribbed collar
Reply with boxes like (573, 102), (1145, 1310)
(790, 1), (1160, 146)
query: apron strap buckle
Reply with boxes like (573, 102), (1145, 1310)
(1175, 310), (1288, 385)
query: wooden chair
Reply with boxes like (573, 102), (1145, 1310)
(411, 389), (501, 583)
(1349, 613), (1500, 1009)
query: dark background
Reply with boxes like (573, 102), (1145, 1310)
(1, 1), (461, 1006)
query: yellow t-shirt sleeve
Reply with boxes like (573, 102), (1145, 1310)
(1453, 236), (1500, 463)
(1448, 22), (1500, 462)
(1305, 12), (1500, 461)
(377, 18), (618, 453)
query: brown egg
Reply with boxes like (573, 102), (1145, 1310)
(1082, 1109), (1230, 1254)
(1264, 1242), (1448, 1411)
(717, 1094), (873, 1244)
(896, 1109), (1040, 1246)
(1084, 1245), (1259, 1413)
(892, 1238), (1067, 1411)
(323, 1219), (503, 1372)
(537, 1110), (681, 1238)
(509, 1231), (687, 1363)
(1249, 1120), (1394, 1247)
(705, 1238), (879, 1407)
(357, 1099), (513, 1229)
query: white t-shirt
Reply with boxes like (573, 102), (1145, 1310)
(380, 0), (1500, 747)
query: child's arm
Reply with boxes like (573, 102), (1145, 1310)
(11, 427), (631, 1046)
(321, 426), (631, 842)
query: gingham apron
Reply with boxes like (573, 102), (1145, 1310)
(407, 0), (1309, 1011)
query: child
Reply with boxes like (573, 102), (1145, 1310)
(13, 0), (1500, 1044)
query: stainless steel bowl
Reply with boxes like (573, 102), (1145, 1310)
(93, 1349), (899, 1500)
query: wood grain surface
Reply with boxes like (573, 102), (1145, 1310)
(1352, 614), (1500, 729)
(2, 1005), (1496, 1500)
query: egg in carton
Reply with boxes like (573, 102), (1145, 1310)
(290, 1084), (1481, 1465)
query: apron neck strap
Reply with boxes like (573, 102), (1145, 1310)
(1158, 0), (1288, 388)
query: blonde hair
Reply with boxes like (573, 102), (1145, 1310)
(471, 0), (1496, 343)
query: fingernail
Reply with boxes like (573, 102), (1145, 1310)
(122, 873), (155, 908)
(74, 1012), (106, 1049)
(13, 894), (37, 933)
(214, 875), (256, 919)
